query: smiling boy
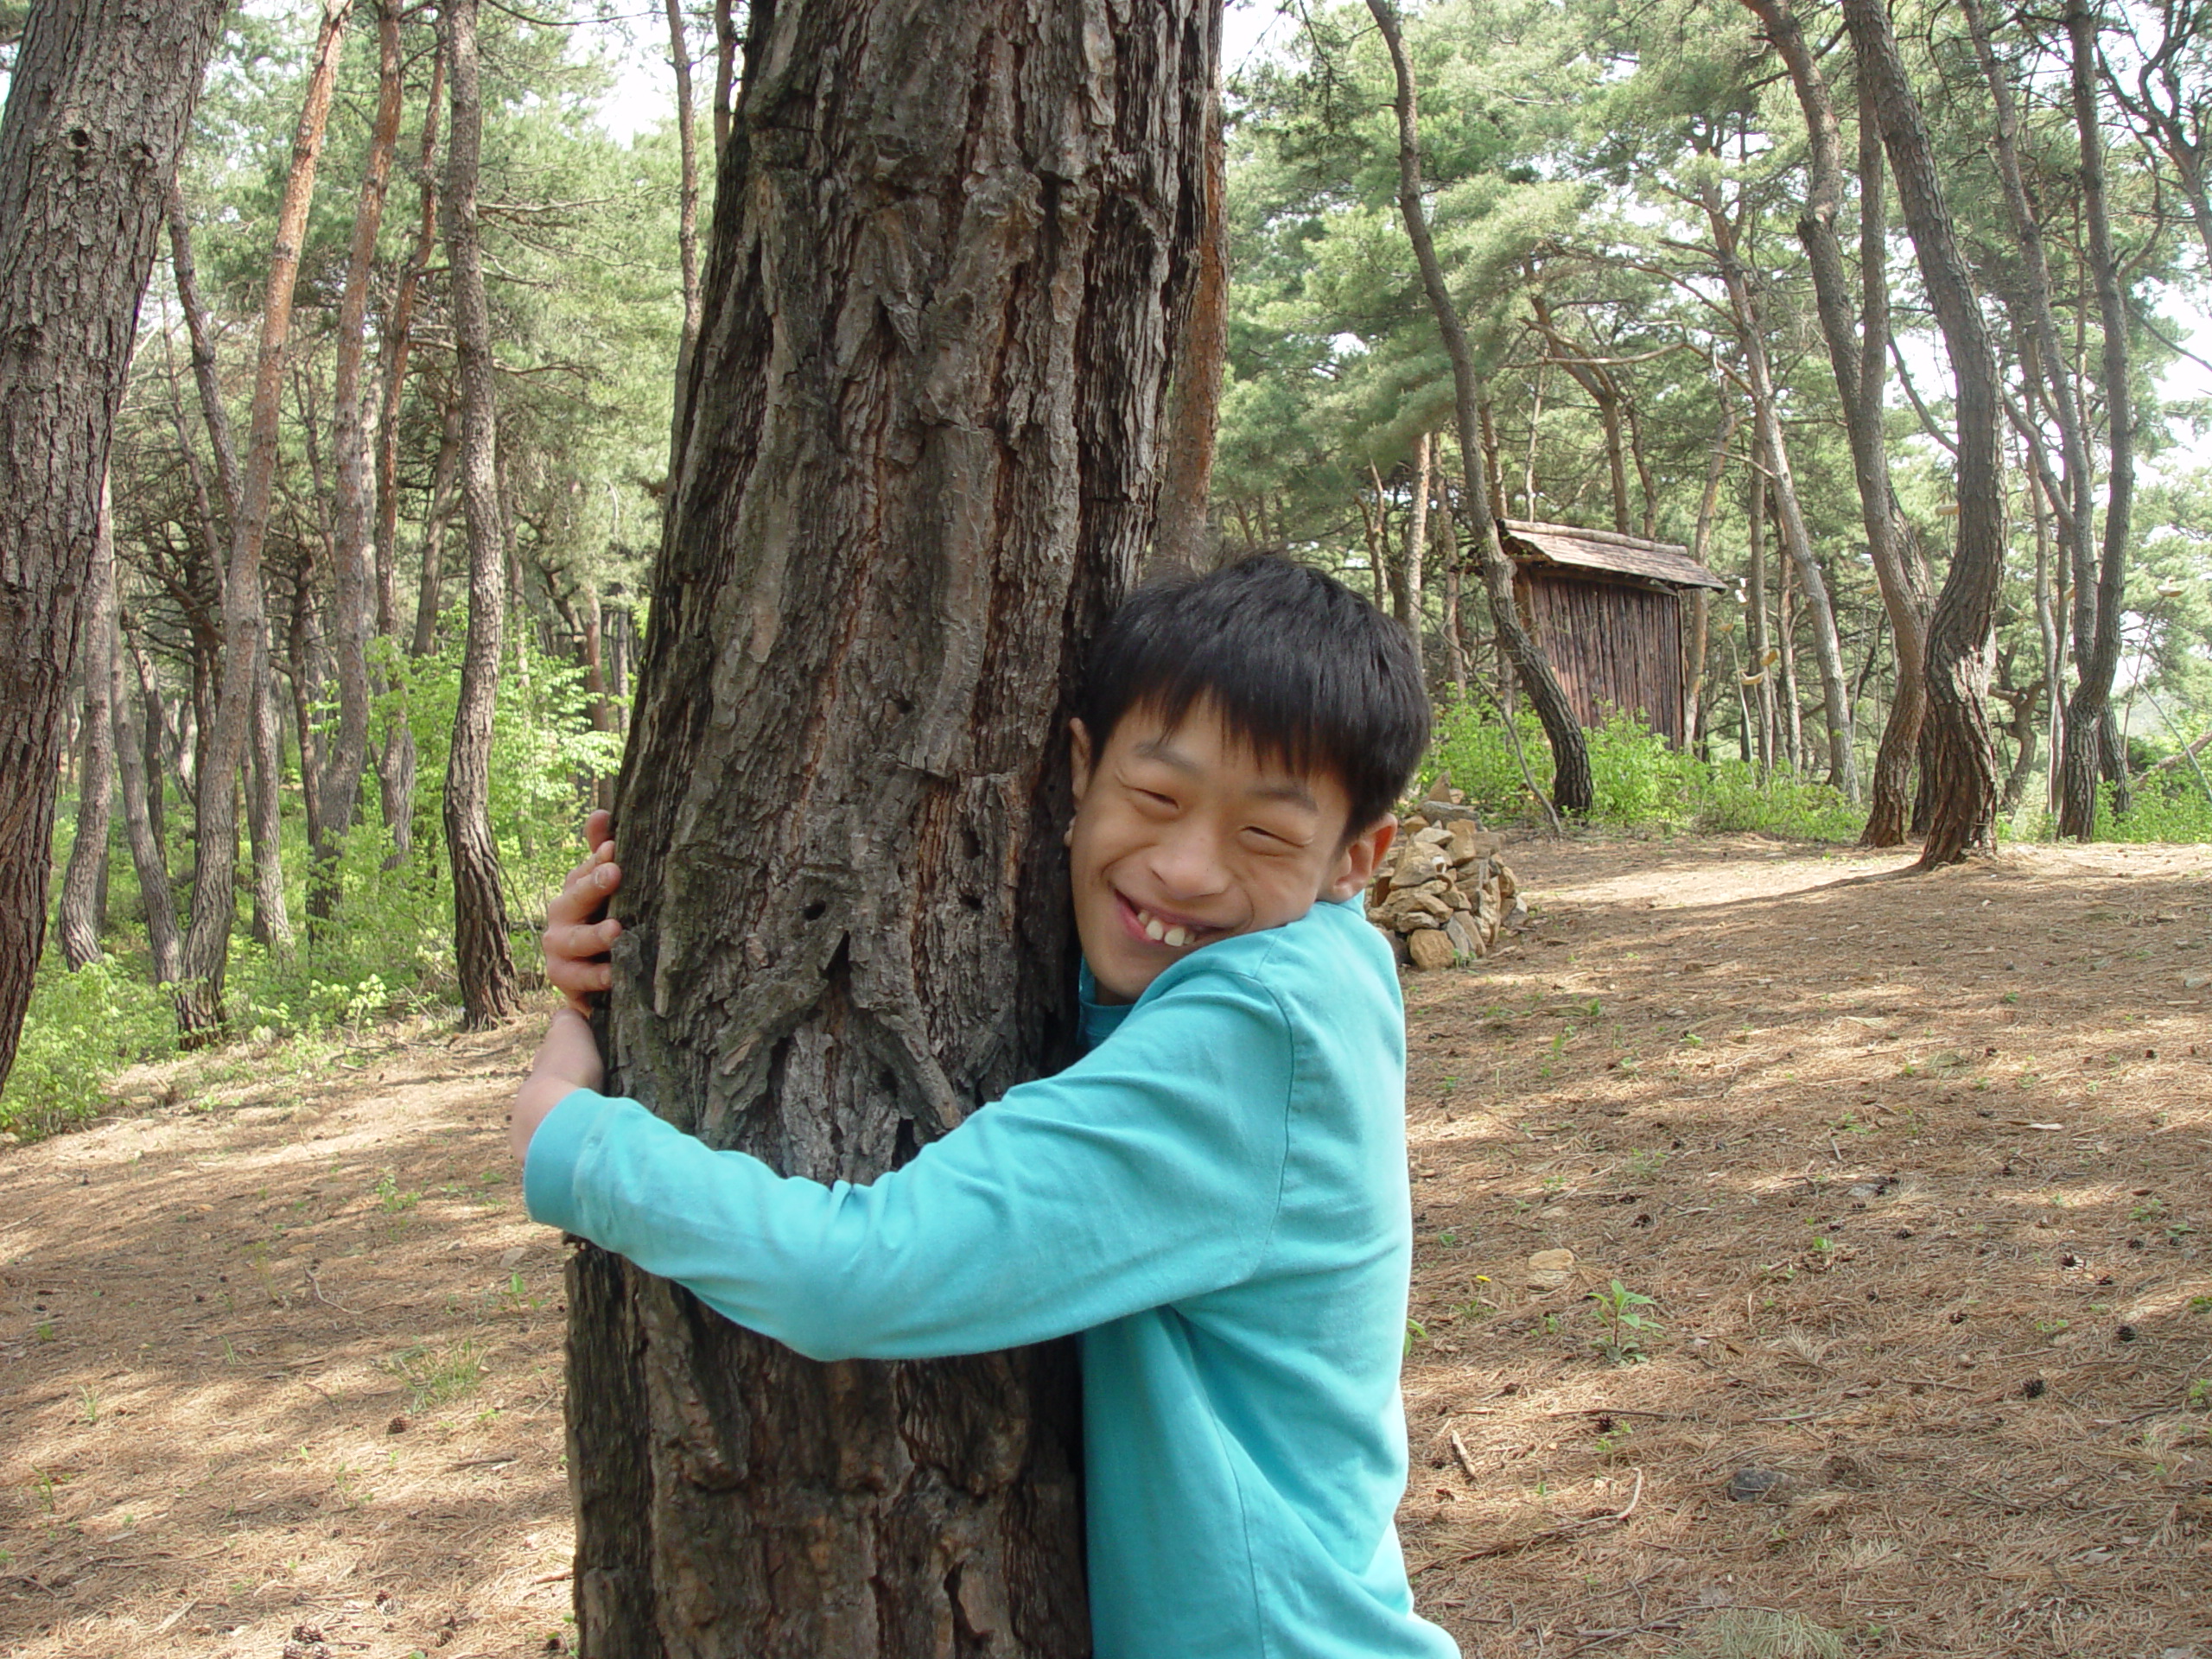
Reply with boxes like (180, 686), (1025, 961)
(518, 555), (1459, 1658)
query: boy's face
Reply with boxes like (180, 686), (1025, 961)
(1068, 701), (1396, 1005)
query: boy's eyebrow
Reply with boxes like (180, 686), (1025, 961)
(1131, 735), (1319, 813)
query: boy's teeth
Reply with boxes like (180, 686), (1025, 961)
(1144, 915), (1167, 942)
(1164, 925), (1191, 948)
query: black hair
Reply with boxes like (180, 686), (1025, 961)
(1077, 554), (1429, 836)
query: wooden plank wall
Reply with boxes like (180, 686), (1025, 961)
(1516, 573), (1686, 745)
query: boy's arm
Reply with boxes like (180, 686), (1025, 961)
(521, 966), (1295, 1362)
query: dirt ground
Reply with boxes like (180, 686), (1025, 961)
(3, 832), (2209, 1658)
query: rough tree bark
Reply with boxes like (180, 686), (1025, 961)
(1153, 67), (1226, 573)
(57, 473), (116, 969)
(315, 0), (406, 918)
(0, 0), (229, 1091)
(438, 0), (520, 1030)
(570, 3), (1217, 1651)
(1366, 0), (1592, 815)
(1845, 0), (2005, 867)
(2055, 0), (2135, 839)
(174, 0), (352, 1037)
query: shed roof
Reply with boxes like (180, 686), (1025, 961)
(1501, 519), (1730, 591)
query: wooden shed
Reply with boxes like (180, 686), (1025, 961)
(1499, 519), (1729, 747)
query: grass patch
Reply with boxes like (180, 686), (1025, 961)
(387, 1338), (486, 1414)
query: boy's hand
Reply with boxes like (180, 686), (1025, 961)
(543, 808), (624, 1013)
(513, 1007), (604, 1163)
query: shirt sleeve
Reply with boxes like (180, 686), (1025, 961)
(523, 963), (1296, 1361)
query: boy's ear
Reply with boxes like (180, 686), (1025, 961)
(1322, 815), (1396, 902)
(1069, 718), (1095, 805)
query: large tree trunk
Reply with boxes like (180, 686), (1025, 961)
(1367, 0), (1591, 815)
(571, 3), (1216, 1650)
(0, 0), (228, 1091)
(438, 0), (519, 1031)
(2055, 0), (2135, 839)
(313, 0), (406, 919)
(175, 0), (352, 1039)
(58, 475), (117, 969)
(1846, 0), (2005, 868)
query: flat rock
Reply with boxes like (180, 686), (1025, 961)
(1726, 1466), (1796, 1503)
(1446, 915), (1478, 958)
(1408, 928), (1457, 971)
(1526, 1247), (1575, 1289)
(1418, 802), (1485, 827)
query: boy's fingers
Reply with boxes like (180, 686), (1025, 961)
(583, 808), (612, 851)
(542, 919), (620, 968)
(546, 859), (621, 928)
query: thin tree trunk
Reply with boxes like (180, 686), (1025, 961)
(121, 618), (172, 847)
(1846, 0), (2006, 868)
(1400, 430), (1428, 683)
(1959, 0), (2101, 833)
(59, 476), (118, 970)
(572, 3), (1215, 1649)
(0, 0), (229, 1090)
(174, 0), (351, 1039)
(1777, 532), (1803, 770)
(371, 33), (446, 862)
(314, 0), (405, 919)
(1700, 174), (1857, 798)
(663, 0), (705, 451)
(286, 554), (330, 858)
(245, 614), (293, 954)
(2029, 447), (2063, 810)
(1741, 0), (1926, 837)
(1747, 462), (1775, 776)
(2056, 0), (2136, 838)
(711, 0), (736, 157)
(438, 0), (519, 1030)
(411, 387), (463, 658)
(1686, 400), (1738, 750)
(1368, 0), (1592, 815)
(168, 185), (245, 531)
(112, 608), (181, 982)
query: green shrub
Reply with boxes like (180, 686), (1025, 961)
(1422, 699), (1863, 840)
(0, 951), (177, 1141)
(2094, 773), (2212, 843)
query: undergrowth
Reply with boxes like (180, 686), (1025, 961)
(1421, 701), (1865, 841)
(3, 632), (614, 1142)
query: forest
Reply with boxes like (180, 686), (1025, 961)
(3, 3), (2210, 1656)
(2, 0), (2207, 1129)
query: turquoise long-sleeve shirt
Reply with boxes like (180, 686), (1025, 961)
(524, 893), (1459, 1659)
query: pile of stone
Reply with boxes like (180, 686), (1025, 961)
(1366, 795), (1522, 971)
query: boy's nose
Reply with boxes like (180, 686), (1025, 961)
(1148, 825), (1230, 899)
